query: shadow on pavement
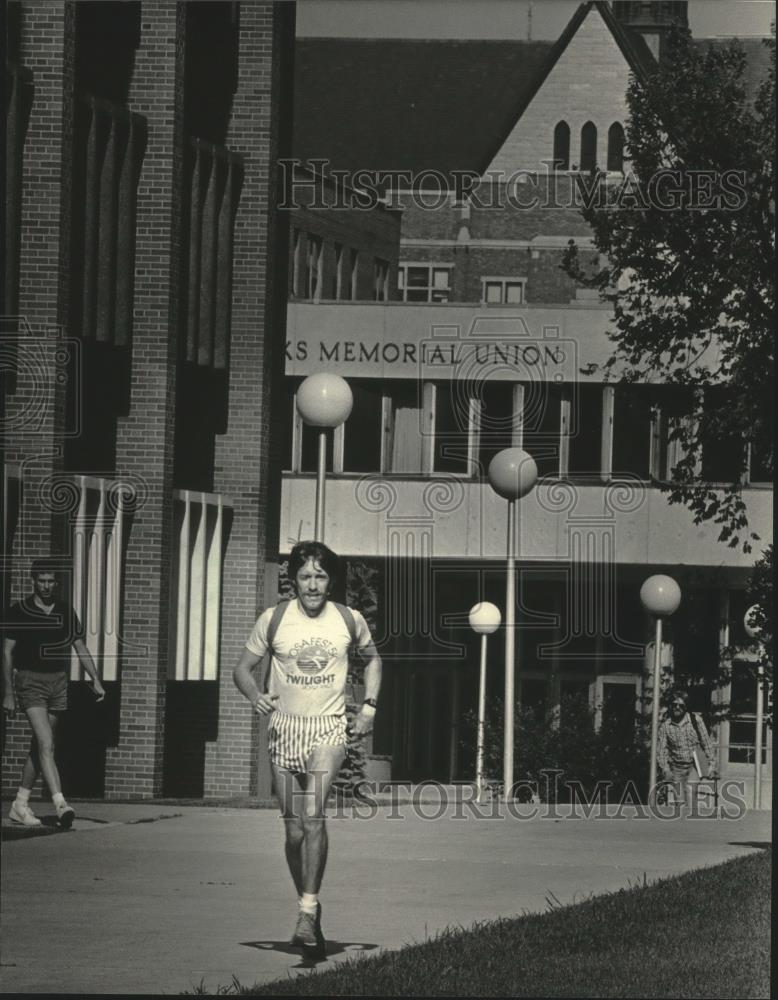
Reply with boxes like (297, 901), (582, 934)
(241, 939), (379, 969)
(1, 814), (67, 842)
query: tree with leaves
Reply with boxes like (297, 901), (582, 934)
(564, 29), (774, 556)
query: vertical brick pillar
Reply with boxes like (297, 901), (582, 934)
(103, 1), (182, 798)
(203, 2), (295, 797)
(1, 2), (73, 797)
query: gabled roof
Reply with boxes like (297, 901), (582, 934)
(293, 37), (552, 180)
(292, 11), (772, 181)
(478, 2), (656, 173)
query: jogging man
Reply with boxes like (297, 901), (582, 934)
(233, 541), (382, 954)
(3, 559), (105, 828)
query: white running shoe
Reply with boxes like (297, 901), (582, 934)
(9, 800), (43, 827)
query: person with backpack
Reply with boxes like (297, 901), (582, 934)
(233, 540), (382, 957)
(656, 688), (717, 807)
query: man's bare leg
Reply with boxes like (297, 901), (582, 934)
(272, 763), (306, 897)
(23, 708), (62, 796)
(300, 743), (346, 894)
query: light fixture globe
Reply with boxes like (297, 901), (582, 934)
(640, 574), (682, 617)
(469, 602), (502, 635)
(487, 448), (538, 500)
(296, 373), (353, 427)
(744, 605), (762, 640)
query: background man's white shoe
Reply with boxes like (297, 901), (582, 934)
(9, 801), (43, 827)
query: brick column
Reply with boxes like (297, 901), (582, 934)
(103, 1), (182, 798)
(1, 2), (73, 797)
(203, 2), (295, 797)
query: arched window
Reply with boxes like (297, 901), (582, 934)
(552, 121), (570, 171)
(580, 121), (597, 173)
(607, 122), (625, 172)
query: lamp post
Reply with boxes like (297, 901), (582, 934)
(640, 574), (682, 800)
(469, 601), (502, 802)
(487, 448), (538, 798)
(744, 605), (765, 810)
(295, 373), (353, 541)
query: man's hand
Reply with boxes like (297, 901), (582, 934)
(352, 707), (374, 737)
(3, 692), (16, 719)
(92, 679), (106, 702)
(252, 693), (278, 716)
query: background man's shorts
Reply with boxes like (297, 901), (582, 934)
(15, 670), (68, 712)
(269, 712), (348, 773)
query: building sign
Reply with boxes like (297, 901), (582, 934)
(285, 303), (617, 382)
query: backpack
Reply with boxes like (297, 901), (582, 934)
(257, 599), (359, 694)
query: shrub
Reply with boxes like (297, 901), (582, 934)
(461, 693), (650, 803)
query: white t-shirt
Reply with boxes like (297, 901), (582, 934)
(245, 600), (373, 717)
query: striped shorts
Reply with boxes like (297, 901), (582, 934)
(268, 712), (349, 773)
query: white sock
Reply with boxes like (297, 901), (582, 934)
(52, 792), (66, 808)
(299, 892), (318, 914)
(16, 787), (31, 804)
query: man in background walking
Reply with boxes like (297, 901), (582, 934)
(3, 559), (105, 828)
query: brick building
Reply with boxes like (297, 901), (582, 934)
(284, 1), (773, 796)
(2, 1), (772, 804)
(2, 0), (302, 800)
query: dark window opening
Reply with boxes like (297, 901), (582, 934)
(523, 383), (561, 477)
(434, 382), (470, 474)
(568, 385), (603, 477)
(478, 382), (515, 475)
(701, 388), (746, 483)
(607, 122), (625, 172)
(343, 381), (383, 473)
(580, 121), (597, 173)
(553, 121), (570, 170)
(613, 386), (652, 478)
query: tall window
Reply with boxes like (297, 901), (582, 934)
(481, 277), (525, 305)
(374, 258), (389, 302)
(331, 242), (343, 300)
(607, 122), (625, 173)
(612, 386), (652, 478)
(343, 382), (384, 472)
(385, 383), (428, 473)
(291, 227), (301, 298)
(477, 382), (515, 474)
(398, 263), (451, 303)
(304, 235), (322, 300)
(433, 382), (472, 474)
(553, 121), (570, 170)
(566, 384), (603, 477)
(701, 387), (746, 483)
(580, 121), (597, 173)
(349, 249), (359, 300)
(181, 137), (243, 368)
(523, 382), (561, 477)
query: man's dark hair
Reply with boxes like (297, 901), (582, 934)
(670, 688), (688, 704)
(288, 541), (340, 585)
(30, 558), (59, 578)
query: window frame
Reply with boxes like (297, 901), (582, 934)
(398, 262), (452, 303)
(479, 276), (526, 306)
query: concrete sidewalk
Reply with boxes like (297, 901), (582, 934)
(0, 797), (772, 995)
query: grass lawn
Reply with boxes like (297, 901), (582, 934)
(198, 849), (771, 998)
